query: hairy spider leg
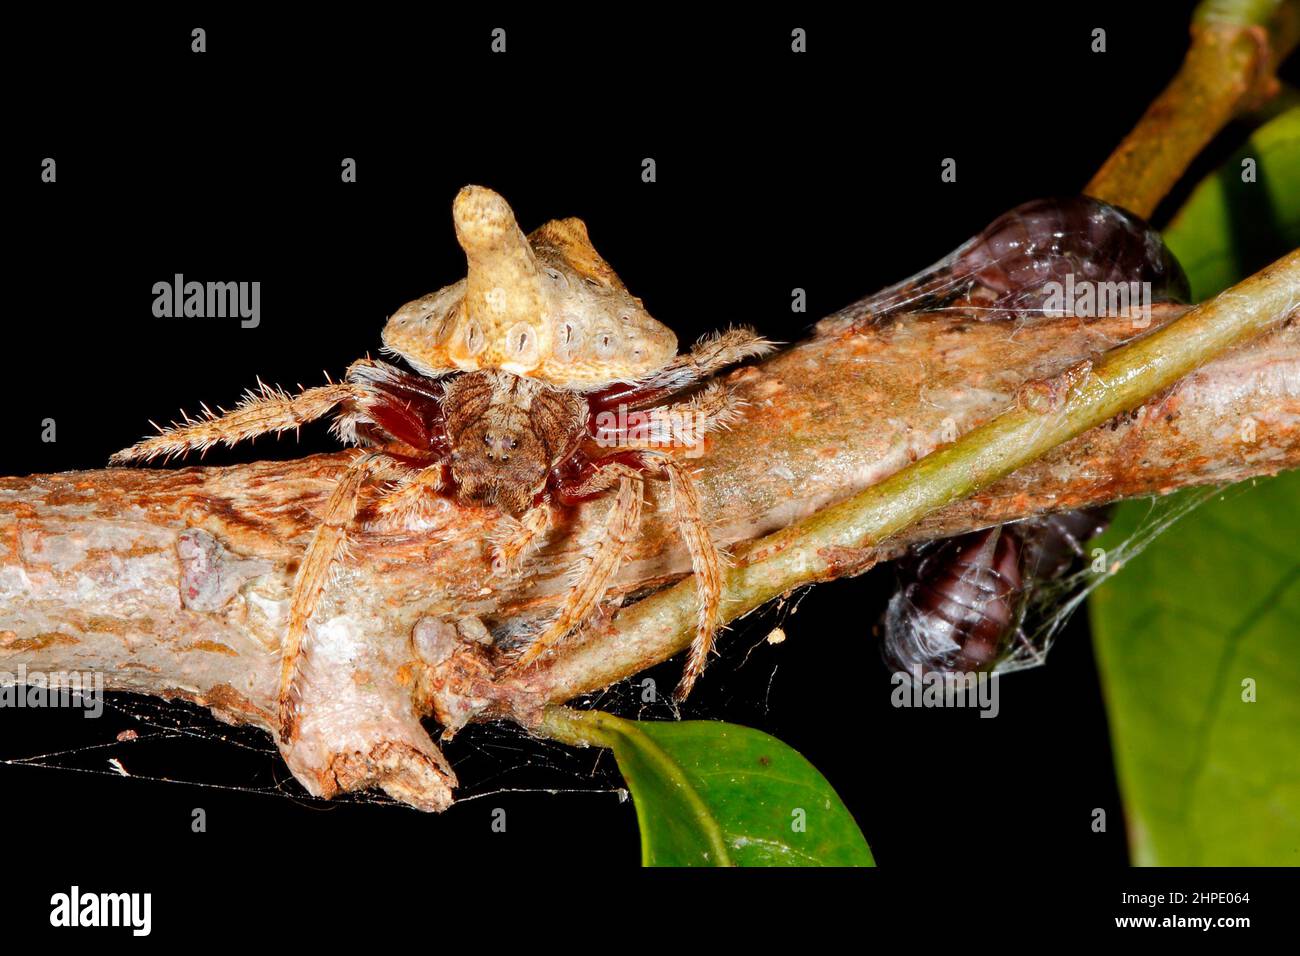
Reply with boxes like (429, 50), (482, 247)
(488, 503), (554, 576)
(590, 379), (743, 452)
(364, 462), (450, 531)
(109, 380), (370, 464)
(275, 370), (454, 741)
(511, 371), (745, 691)
(557, 451), (727, 699)
(511, 460), (648, 669)
(661, 457), (725, 700)
(586, 327), (774, 408)
(339, 359), (451, 456)
(278, 451), (394, 742)
(586, 382), (741, 697)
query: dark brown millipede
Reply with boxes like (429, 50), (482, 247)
(874, 193), (1188, 676)
(881, 509), (1112, 677)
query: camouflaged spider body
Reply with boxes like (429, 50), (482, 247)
(113, 186), (773, 742)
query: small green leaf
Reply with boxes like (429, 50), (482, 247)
(544, 709), (873, 866)
(1162, 106), (1300, 300)
(1090, 471), (1300, 864)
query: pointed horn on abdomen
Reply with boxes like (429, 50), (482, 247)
(453, 186), (548, 364)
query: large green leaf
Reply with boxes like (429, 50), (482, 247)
(548, 709), (873, 866)
(1090, 472), (1300, 864)
(1162, 106), (1300, 300)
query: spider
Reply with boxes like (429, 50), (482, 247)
(111, 186), (774, 743)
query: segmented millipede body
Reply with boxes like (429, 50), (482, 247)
(846, 195), (1191, 324)
(882, 509), (1111, 677)
(867, 195), (1178, 676)
(1018, 508), (1112, 584)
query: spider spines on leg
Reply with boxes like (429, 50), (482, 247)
(276, 452), (386, 744)
(661, 456), (725, 701)
(513, 473), (644, 670)
(488, 502), (553, 578)
(362, 460), (449, 533)
(638, 326), (777, 392)
(109, 379), (365, 465)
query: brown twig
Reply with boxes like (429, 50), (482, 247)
(5, 279), (1297, 809)
(1084, 0), (1299, 218)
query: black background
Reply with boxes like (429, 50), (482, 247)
(5, 1), (1296, 938)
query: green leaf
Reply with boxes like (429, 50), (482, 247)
(1089, 471), (1300, 864)
(543, 709), (873, 866)
(1162, 106), (1300, 300)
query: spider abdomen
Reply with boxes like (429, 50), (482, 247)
(380, 186), (677, 386)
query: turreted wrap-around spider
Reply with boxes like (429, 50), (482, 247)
(113, 186), (774, 742)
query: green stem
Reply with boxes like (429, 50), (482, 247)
(1085, 0), (1299, 219)
(735, 254), (1299, 600)
(537, 706), (733, 866)
(535, 704), (622, 748)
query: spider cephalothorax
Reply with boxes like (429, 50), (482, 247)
(442, 371), (586, 515)
(112, 185), (773, 743)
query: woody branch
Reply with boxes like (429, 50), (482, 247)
(3, 264), (1298, 809)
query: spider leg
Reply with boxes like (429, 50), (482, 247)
(489, 502), (553, 576)
(674, 326), (776, 380)
(110, 380), (366, 464)
(512, 466), (645, 669)
(612, 327), (775, 400)
(660, 457), (725, 700)
(278, 452), (390, 743)
(363, 461), (449, 532)
(596, 379), (747, 455)
(672, 378), (747, 435)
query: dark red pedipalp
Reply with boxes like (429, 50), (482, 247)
(550, 449), (653, 506)
(353, 370), (451, 459)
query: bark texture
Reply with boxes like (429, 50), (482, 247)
(3, 303), (1298, 809)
